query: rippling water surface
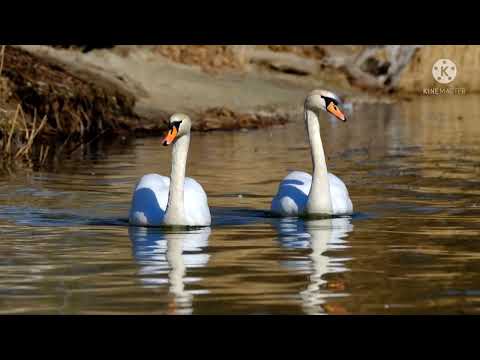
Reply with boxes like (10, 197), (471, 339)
(1, 95), (480, 314)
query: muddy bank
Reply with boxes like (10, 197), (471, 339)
(16, 45), (320, 128)
(0, 45), (295, 167)
(2, 46), (297, 140)
(1, 44), (423, 169)
(0, 45), (143, 165)
(2, 44), (418, 167)
(1, 46), (140, 138)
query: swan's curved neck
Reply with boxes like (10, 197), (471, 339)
(305, 109), (333, 215)
(164, 134), (190, 225)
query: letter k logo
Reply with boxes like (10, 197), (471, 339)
(432, 59), (457, 84)
(440, 66), (449, 77)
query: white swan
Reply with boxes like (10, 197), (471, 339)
(129, 113), (211, 227)
(271, 89), (353, 217)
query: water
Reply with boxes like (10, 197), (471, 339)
(1, 95), (480, 314)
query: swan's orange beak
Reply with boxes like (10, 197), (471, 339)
(327, 101), (346, 122)
(162, 126), (178, 146)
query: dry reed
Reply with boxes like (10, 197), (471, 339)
(0, 103), (49, 164)
(0, 45), (5, 76)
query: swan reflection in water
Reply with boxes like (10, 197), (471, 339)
(128, 226), (211, 314)
(275, 216), (353, 314)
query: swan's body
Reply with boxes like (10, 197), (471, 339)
(271, 171), (352, 217)
(130, 174), (210, 226)
(129, 114), (211, 227)
(271, 90), (353, 217)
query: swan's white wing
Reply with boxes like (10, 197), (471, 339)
(328, 173), (353, 215)
(271, 171), (352, 217)
(184, 177), (211, 226)
(129, 174), (170, 226)
(129, 175), (210, 227)
(271, 171), (312, 216)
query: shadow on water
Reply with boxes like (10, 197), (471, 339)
(0, 204), (279, 228)
(0, 206), (129, 227)
(0, 201), (370, 228)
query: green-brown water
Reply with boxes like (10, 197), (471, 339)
(1, 95), (479, 314)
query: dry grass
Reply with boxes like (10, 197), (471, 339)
(0, 45), (142, 170)
(0, 103), (49, 165)
(2, 46), (139, 138)
(0, 45), (5, 76)
(266, 45), (327, 60)
(153, 45), (247, 74)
